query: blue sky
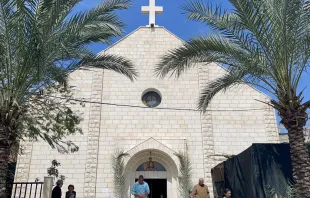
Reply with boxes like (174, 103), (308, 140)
(74, 0), (232, 50)
(74, 0), (310, 127)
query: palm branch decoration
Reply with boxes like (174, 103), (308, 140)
(156, 0), (310, 196)
(266, 173), (300, 198)
(174, 151), (193, 198)
(0, 0), (137, 195)
(111, 150), (129, 198)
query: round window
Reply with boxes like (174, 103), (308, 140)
(142, 91), (162, 107)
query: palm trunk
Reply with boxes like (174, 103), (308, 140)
(278, 100), (310, 197)
(287, 123), (310, 197)
(0, 123), (10, 198)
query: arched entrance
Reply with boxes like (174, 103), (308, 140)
(125, 149), (178, 198)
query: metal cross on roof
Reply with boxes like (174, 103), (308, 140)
(141, 0), (163, 27)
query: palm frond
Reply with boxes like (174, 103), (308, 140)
(265, 172), (300, 198)
(36, 0), (82, 30)
(198, 69), (245, 112)
(61, 0), (132, 41)
(82, 54), (138, 81)
(158, 0), (310, 111)
(155, 35), (246, 78)
(0, 0), (135, 159)
(111, 150), (129, 198)
(183, 0), (240, 32)
(174, 151), (193, 198)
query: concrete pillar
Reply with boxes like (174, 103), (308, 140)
(43, 177), (54, 198)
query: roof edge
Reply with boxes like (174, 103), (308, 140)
(99, 26), (185, 55)
(99, 26), (142, 54)
(98, 26), (270, 100)
(95, 26), (271, 100)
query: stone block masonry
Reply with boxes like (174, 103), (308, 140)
(14, 140), (33, 182)
(13, 27), (279, 198)
(84, 68), (104, 198)
(198, 64), (215, 197)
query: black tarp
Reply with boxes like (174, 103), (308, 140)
(6, 162), (16, 198)
(211, 143), (310, 198)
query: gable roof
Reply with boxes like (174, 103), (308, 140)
(97, 26), (271, 99)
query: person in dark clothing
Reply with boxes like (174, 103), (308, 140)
(223, 188), (232, 198)
(66, 185), (76, 198)
(52, 180), (63, 198)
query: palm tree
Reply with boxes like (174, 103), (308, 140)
(0, 0), (137, 195)
(156, 0), (310, 196)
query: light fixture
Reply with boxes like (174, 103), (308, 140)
(145, 151), (155, 171)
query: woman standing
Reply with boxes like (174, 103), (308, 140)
(66, 185), (76, 198)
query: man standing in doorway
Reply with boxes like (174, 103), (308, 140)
(191, 178), (210, 198)
(131, 175), (150, 198)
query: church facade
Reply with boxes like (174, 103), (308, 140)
(14, 2), (279, 198)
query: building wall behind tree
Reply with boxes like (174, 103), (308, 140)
(279, 125), (310, 143)
(14, 27), (279, 198)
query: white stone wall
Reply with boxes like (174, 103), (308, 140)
(14, 68), (96, 195)
(205, 64), (279, 196)
(197, 63), (279, 196)
(96, 27), (204, 198)
(207, 63), (279, 154)
(279, 133), (289, 143)
(14, 27), (279, 198)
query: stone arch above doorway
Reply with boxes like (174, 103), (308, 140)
(124, 138), (180, 198)
(124, 138), (179, 174)
(126, 149), (178, 175)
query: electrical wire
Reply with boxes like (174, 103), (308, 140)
(0, 87), (271, 112)
(44, 95), (270, 112)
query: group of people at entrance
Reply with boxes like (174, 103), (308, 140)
(51, 175), (232, 198)
(131, 175), (232, 198)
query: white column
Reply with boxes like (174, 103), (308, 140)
(43, 177), (54, 198)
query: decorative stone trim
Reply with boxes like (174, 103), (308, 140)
(124, 138), (180, 171)
(127, 138), (176, 155)
(14, 140), (33, 182)
(126, 150), (177, 174)
(124, 140), (180, 198)
(84, 68), (104, 198)
(263, 98), (279, 143)
(198, 64), (215, 197)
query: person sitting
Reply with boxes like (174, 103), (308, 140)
(52, 180), (63, 198)
(66, 185), (76, 198)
